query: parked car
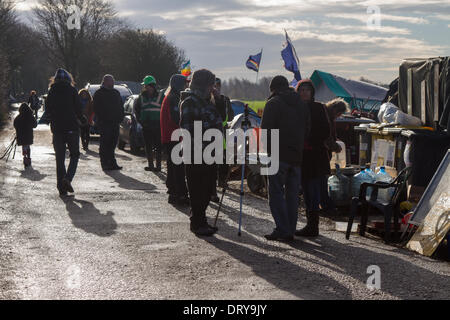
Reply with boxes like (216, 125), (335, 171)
(118, 94), (145, 154)
(85, 83), (133, 135)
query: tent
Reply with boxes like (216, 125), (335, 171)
(310, 70), (388, 112)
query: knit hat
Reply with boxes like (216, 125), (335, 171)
(270, 75), (289, 92)
(169, 74), (187, 93)
(190, 69), (216, 91)
(54, 68), (72, 84)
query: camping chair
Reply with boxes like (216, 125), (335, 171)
(346, 167), (412, 243)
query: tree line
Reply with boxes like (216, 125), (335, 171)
(0, 0), (186, 121)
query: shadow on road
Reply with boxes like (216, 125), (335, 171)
(105, 170), (156, 193)
(64, 198), (117, 237)
(85, 148), (133, 162)
(18, 167), (48, 182)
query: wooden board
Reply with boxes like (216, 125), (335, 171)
(407, 192), (450, 256)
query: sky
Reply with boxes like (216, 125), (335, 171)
(15, 0), (450, 84)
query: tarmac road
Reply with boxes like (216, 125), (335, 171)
(0, 111), (449, 300)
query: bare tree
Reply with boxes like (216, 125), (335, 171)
(33, 0), (123, 84)
(101, 29), (186, 86)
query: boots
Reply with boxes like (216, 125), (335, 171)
(295, 210), (320, 237)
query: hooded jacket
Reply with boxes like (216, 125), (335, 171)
(14, 104), (37, 146)
(261, 88), (311, 166)
(296, 79), (332, 179)
(46, 81), (84, 134)
(160, 74), (186, 144)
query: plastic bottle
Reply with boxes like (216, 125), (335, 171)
(328, 164), (350, 202)
(375, 166), (394, 203)
(365, 166), (376, 197)
(352, 166), (375, 198)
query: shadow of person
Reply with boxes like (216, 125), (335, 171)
(203, 221), (353, 299)
(286, 234), (450, 299)
(105, 170), (156, 193)
(64, 198), (117, 237)
(20, 167), (47, 182)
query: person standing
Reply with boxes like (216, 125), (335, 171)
(160, 74), (189, 205)
(180, 69), (223, 237)
(14, 103), (38, 168)
(46, 68), (85, 196)
(28, 90), (40, 120)
(78, 89), (94, 151)
(93, 74), (124, 171)
(211, 77), (234, 202)
(320, 98), (350, 213)
(295, 79), (331, 237)
(134, 75), (164, 172)
(261, 76), (310, 241)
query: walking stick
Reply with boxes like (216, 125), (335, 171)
(213, 164), (233, 228)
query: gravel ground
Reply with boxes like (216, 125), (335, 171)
(0, 111), (449, 300)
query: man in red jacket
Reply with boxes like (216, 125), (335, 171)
(160, 74), (189, 205)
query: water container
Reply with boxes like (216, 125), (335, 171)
(375, 167), (395, 203)
(365, 166), (376, 197)
(330, 141), (347, 169)
(352, 166), (375, 198)
(328, 164), (350, 202)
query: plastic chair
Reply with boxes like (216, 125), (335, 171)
(346, 167), (412, 243)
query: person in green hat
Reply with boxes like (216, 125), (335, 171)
(134, 75), (165, 171)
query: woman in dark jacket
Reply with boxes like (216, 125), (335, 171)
(295, 79), (331, 237)
(46, 68), (85, 196)
(14, 103), (38, 168)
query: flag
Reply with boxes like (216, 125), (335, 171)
(181, 60), (191, 77)
(281, 31), (302, 81)
(246, 51), (262, 72)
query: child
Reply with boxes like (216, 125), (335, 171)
(14, 103), (38, 168)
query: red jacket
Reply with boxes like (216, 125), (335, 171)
(160, 93), (180, 144)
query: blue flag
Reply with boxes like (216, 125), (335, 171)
(281, 31), (301, 81)
(246, 51), (262, 72)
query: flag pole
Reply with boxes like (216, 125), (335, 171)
(256, 48), (263, 84)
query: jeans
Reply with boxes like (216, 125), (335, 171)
(302, 176), (323, 212)
(99, 124), (119, 168)
(53, 131), (80, 191)
(165, 142), (188, 197)
(143, 125), (161, 168)
(268, 162), (302, 237)
(185, 163), (216, 229)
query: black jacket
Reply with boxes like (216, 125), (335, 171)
(46, 82), (83, 134)
(302, 101), (331, 180)
(14, 107), (37, 146)
(261, 88), (311, 166)
(93, 87), (124, 126)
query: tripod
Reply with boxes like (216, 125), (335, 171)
(213, 104), (252, 236)
(0, 135), (17, 162)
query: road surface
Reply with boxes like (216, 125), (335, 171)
(0, 110), (449, 300)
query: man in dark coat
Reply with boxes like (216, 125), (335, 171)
(160, 74), (189, 205)
(46, 68), (85, 196)
(93, 74), (125, 171)
(261, 76), (311, 241)
(295, 79), (331, 237)
(14, 103), (37, 168)
(180, 69), (223, 237)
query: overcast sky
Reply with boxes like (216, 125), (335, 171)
(16, 0), (450, 84)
